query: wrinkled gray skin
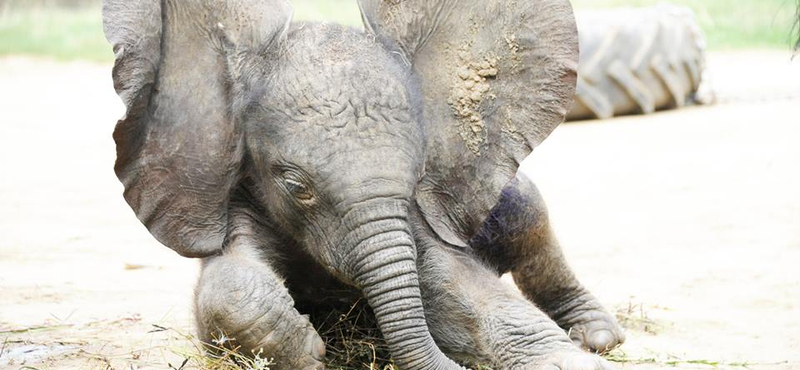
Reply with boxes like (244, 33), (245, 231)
(103, 0), (624, 369)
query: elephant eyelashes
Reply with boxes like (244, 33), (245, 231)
(285, 179), (313, 200)
(281, 172), (314, 202)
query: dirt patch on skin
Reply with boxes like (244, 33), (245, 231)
(503, 33), (522, 69)
(447, 46), (499, 154)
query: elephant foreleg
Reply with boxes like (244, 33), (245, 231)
(418, 246), (614, 370)
(471, 174), (625, 353)
(194, 242), (325, 370)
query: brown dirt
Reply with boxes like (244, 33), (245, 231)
(1, 50), (799, 369)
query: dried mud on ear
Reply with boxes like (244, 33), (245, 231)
(447, 45), (499, 155)
(444, 6), (526, 156)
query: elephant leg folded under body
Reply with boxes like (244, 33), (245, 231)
(194, 241), (326, 370)
(417, 246), (615, 370)
(471, 174), (625, 354)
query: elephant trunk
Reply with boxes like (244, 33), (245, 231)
(342, 201), (463, 370)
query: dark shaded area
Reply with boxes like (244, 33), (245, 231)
(299, 299), (393, 369)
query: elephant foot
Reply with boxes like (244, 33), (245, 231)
(297, 330), (327, 370)
(223, 324), (326, 369)
(195, 252), (327, 370)
(523, 351), (616, 370)
(276, 327), (327, 370)
(548, 290), (626, 354)
(565, 310), (625, 354)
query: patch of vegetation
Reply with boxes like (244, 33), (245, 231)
(604, 348), (789, 368)
(0, 0), (797, 62)
(614, 301), (664, 335)
(0, 0), (363, 62)
(0, 3), (112, 62)
(158, 299), (495, 370)
(305, 299), (497, 369)
(306, 299), (394, 370)
(794, 0), (800, 53)
(131, 325), (277, 370)
(292, 0), (362, 27)
(572, 0), (798, 50)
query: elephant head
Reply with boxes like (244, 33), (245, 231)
(104, 0), (576, 368)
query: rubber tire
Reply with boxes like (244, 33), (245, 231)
(566, 4), (706, 121)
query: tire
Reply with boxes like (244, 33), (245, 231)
(566, 4), (706, 121)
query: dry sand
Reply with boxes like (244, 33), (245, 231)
(1, 51), (798, 369)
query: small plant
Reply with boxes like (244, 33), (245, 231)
(306, 299), (394, 369)
(614, 300), (663, 335)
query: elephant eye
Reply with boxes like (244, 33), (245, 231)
(282, 176), (314, 201)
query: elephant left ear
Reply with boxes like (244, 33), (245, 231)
(104, 0), (293, 258)
(359, 0), (579, 246)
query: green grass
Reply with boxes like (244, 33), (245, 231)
(0, 4), (112, 62)
(572, 0), (799, 50)
(293, 0), (363, 27)
(0, 0), (365, 63)
(1, 0), (796, 62)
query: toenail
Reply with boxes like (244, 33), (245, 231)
(305, 331), (326, 360)
(563, 354), (602, 370)
(589, 329), (615, 351)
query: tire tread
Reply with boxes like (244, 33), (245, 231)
(567, 5), (705, 120)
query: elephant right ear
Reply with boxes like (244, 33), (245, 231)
(103, 0), (293, 258)
(359, 0), (578, 247)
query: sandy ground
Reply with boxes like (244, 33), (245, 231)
(0, 50), (798, 369)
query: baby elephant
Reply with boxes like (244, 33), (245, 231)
(104, 0), (624, 369)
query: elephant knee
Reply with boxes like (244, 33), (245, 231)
(194, 257), (289, 348)
(470, 175), (553, 272)
(194, 256), (326, 369)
